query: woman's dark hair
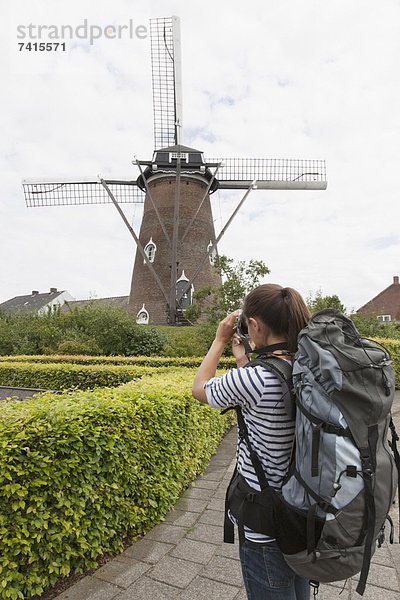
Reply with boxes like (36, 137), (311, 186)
(242, 284), (311, 353)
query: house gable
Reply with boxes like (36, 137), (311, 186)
(0, 289), (75, 315)
(357, 276), (400, 321)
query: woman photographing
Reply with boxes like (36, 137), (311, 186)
(192, 283), (311, 600)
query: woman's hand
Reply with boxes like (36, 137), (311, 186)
(192, 309), (241, 403)
(232, 332), (247, 366)
(215, 309), (241, 346)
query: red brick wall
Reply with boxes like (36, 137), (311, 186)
(357, 277), (400, 320)
(128, 174), (222, 325)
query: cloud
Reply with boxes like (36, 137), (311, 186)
(368, 236), (400, 251)
(1, 0), (400, 313)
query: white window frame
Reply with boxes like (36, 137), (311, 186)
(170, 152), (189, 162)
(377, 314), (391, 323)
(136, 304), (149, 325)
(143, 238), (157, 264)
(207, 240), (217, 265)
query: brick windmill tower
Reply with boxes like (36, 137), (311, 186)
(22, 16), (327, 326)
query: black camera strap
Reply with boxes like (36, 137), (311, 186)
(254, 342), (291, 355)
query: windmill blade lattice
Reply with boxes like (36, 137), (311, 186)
(206, 158), (327, 189)
(150, 16), (183, 149)
(22, 180), (145, 207)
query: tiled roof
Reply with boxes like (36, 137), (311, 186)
(0, 291), (65, 314)
(60, 296), (129, 312)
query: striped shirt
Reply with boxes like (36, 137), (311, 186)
(204, 363), (295, 542)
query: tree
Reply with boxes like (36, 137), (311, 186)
(186, 255), (270, 325)
(306, 289), (346, 315)
(349, 312), (400, 340)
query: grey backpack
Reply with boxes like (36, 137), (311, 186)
(224, 309), (400, 595)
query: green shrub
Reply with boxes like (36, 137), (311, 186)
(56, 340), (102, 356)
(0, 371), (235, 599)
(0, 305), (167, 357)
(0, 354), (236, 370)
(373, 337), (400, 386)
(156, 326), (208, 357)
(0, 362), (158, 391)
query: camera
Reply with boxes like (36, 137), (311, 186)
(237, 312), (248, 338)
(236, 312), (252, 357)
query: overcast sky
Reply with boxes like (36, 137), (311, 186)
(1, 0), (399, 312)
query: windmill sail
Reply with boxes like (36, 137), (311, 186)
(206, 158), (327, 190)
(22, 178), (144, 207)
(22, 15), (328, 327)
(150, 16), (183, 149)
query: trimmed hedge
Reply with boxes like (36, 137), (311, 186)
(0, 362), (158, 391)
(374, 337), (400, 385)
(0, 371), (235, 599)
(0, 354), (236, 370)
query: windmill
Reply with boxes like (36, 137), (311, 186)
(22, 16), (327, 326)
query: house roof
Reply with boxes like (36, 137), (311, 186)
(60, 296), (129, 312)
(357, 276), (400, 319)
(0, 290), (65, 314)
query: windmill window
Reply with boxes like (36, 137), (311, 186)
(170, 152), (189, 162)
(144, 239), (157, 264)
(176, 270), (193, 310)
(136, 305), (149, 325)
(207, 241), (217, 265)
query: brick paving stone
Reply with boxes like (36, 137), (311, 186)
(93, 559), (150, 589)
(206, 497), (225, 512)
(199, 509), (225, 527)
(115, 576), (179, 600)
(215, 542), (240, 560)
(208, 458), (233, 468)
(145, 522), (187, 544)
(182, 486), (214, 500)
(323, 579), (350, 589)
(212, 487), (228, 499)
(317, 584), (350, 599)
(355, 585), (400, 600)
(192, 478), (220, 490)
(150, 555), (203, 588)
(200, 556), (243, 588)
(56, 576), (120, 600)
(201, 468), (227, 481)
(388, 542), (400, 577)
(353, 562), (400, 591)
(186, 522), (223, 545)
(170, 538), (217, 564)
(178, 575), (241, 600)
(233, 589), (247, 600)
(121, 539), (173, 564)
(174, 497), (208, 513)
(163, 508), (199, 528)
(371, 544), (395, 567)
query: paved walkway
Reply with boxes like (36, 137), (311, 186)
(57, 395), (400, 600)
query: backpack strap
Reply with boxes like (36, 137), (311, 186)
(245, 354), (295, 419)
(235, 406), (269, 489)
(356, 441), (377, 596)
(223, 465), (237, 544)
(389, 417), (400, 543)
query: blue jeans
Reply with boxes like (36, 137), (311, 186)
(239, 540), (310, 600)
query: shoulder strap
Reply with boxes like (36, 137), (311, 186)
(235, 406), (269, 490)
(246, 355), (295, 419)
